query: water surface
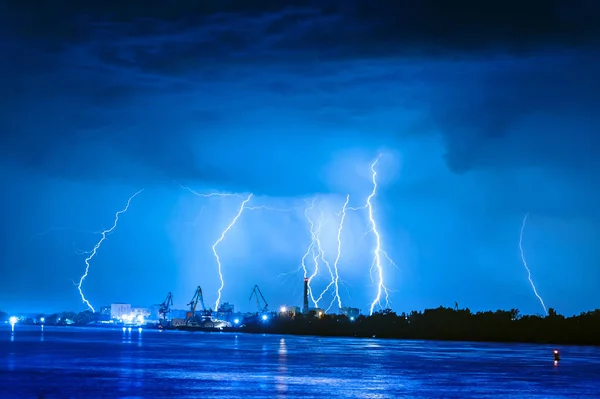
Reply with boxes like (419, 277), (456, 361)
(1, 326), (599, 398)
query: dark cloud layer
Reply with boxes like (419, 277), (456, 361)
(432, 54), (600, 175)
(1, 0), (599, 194)
(4, 0), (600, 54)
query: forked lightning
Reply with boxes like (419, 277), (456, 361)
(326, 195), (350, 312)
(77, 189), (143, 312)
(212, 194), (253, 310)
(365, 156), (391, 315)
(519, 213), (548, 315)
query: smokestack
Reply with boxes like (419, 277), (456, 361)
(303, 278), (309, 314)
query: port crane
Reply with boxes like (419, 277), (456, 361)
(249, 285), (268, 313)
(186, 286), (212, 326)
(158, 292), (173, 325)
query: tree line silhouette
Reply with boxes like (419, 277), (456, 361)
(243, 307), (600, 346)
(3, 306), (599, 345)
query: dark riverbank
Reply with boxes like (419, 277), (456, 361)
(5, 306), (599, 346)
(239, 307), (600, 346)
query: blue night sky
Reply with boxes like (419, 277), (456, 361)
(1, 1), (599, 316)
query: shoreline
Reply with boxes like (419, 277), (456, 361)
(6, 306), (599, 347)
(7, 323), (600, 347)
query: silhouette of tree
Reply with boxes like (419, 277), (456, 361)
(239, 306), (600, 345)
(26, 304), (600, 346)
(510, 309), (520, 320)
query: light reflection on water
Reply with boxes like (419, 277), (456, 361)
(276, 337), (288, 398)
(0, 326), (599, 398)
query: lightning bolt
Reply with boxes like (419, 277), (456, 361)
(245, 205), (292, 212)
(307, 244), (320, 307)
(326, 194), (350, 312)
(181, 185), (289, 309)
(176, 182), (242, 198)
(305, 205), (329, 307)
(519, 213), (548, 315)
(77, 189), (143, 312)
(311, 206), (337, 308)
(276, 200), (317, 302)
(299, 201), (317, 279)
(213, 194), (253, 310)
(366, 155), (392, 316)
(73, 242), (94, 256)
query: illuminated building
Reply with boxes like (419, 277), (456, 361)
(131, 307), (150, 318)
(288, 306), (301, 316)
(214, 302), (234, 321)
(110, 303), (131, 320)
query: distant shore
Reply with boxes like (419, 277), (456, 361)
(170, 307), (600, 346)
(235, 307), (600, 346)
(5, 307), (600, 346)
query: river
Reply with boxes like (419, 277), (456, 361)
(1, 326), (599, 398)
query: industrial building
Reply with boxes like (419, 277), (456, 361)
(301, 278), (329, 317)
(110, 303), (131, 320)
(303, 278), (310, 314)
(130, 307), (150, 319)
(280, 306), (301, 317)
(214, 302), (235, 322)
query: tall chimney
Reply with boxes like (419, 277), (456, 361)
(303, 278), (309, 314)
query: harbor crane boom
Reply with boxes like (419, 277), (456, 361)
(188, 286), (211, 316)
(186, 286), (213, 327)
(249, 285), (268, 313)
(158, 292), (173, 323)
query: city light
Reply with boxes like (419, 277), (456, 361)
(40, 317), (45, 323)
(119, 313), (147, 326)
(234, 318), (240, 324)
(9, 316), (18, 325)
(261, 314), (268, 321)
(350, 316), (355, 321)
(280, 306), (287, 313)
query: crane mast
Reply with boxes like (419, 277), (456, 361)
(249, 285), (268, 313)
(158, 292), (173, 325)
(187, 286), (203, 314)
(186, 286), (212, 326)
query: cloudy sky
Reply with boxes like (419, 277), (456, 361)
(1, 0), (599, 315)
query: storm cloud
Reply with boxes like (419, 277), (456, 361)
(1, 0), (599, 195)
